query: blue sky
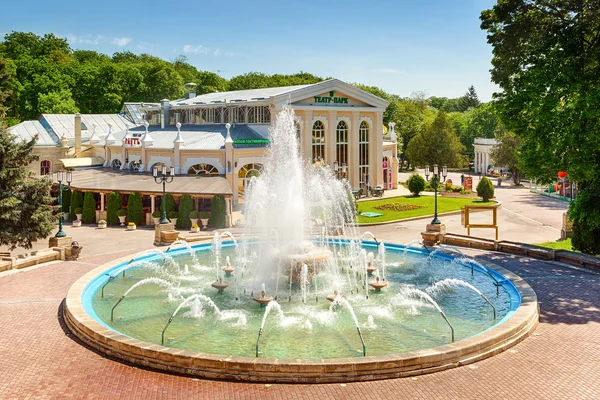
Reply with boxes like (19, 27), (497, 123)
(3, 0), (499, 101)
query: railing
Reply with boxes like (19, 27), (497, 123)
(255, 328), (263, 357)
(439, 311), (455, 342)
(357, 327), (366, 356)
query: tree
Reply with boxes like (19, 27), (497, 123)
(38, 89), (79, 114)
(490, 131), (523, 184)
(82, 191), (96, 223)
(407, 174), (426, 196)
(177, 194), (193, 229)
(160, 194), (176, 216)
(459, 85), (480, 111)
(127, 192), (143, 226)
(0, 126), (55, 250)
(106, 192), (122, 225)
(481, 0), (600, 254)
(476, 177), (495, 202)
(0, 59), (18, 119)
(209, 195), (226, 229)
(69, 190), (83, 221)
(405, 110), (467, 168)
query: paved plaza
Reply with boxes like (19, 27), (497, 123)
(2, 184), (599, 399)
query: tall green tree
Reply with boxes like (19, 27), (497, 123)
(82, 191), (96, 223)
(481, 0), (600, 254)
(177, 194), (193, 229)
(127, 192), (143, 226)
(106, 192), (122, 225)
(405, 110), (467, 168)
(38, 89), (79, 114)
(459, 85), (480, 111)
(490, 131), (523, 184)
(69, 190), (83, 221)
(0, 125), (55, 250)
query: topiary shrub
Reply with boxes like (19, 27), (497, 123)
(127, 192), (143, 226)
(106, 192), (122, 225)
(477, 177), (495, 201)
(62, 188), (71, 216)
(69, 190), (83, 220)
(209, 195), (226, 229)
(569, 180), (600, 255)
(177, 194), (193, 229)
(160, 194), (176, 216)
(407, 174), (426, 196)
(82, 192), (96, 223)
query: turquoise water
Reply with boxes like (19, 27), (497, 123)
(88, 243), (517, 359)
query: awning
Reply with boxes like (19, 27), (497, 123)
(69, 168), (232, 196)
(60, 157), (105, 169)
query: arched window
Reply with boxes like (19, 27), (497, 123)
(237, 163), (263, 204)
(312, 121), (325, 164)
(40, 160), (51, 176)
(359, 121), (370, 187)
(111, 159), (122, 169)
(129, 160), (141, 171)
(336, 121), (348, 168)
(188, 163), (219, 175)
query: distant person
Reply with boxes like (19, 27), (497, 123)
(478, 171), (482, 179)
(460, 173), (465, 185)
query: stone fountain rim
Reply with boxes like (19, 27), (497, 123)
(63, 240), (539, 383)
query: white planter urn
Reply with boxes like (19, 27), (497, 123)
(152, 217), (161, 225)
(170, 218), (178, 227)
(97, 222), (107, 229)
(63, 212), (70, 221)
(118, 216), (126, 226)
(189, 218), (199, 227)
(127, 225), (136, 231)
(72, 220), (82, 227)
(76, 213), (82, 221)
(201, 218), (209, 229)
(191, 227), (200, 233)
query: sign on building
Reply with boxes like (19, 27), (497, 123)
(464, 176), (473, 191)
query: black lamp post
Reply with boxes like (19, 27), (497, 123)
(424, 164), (447, 225)
(153, 165), (175, 224)
(55, 170), (72, 237)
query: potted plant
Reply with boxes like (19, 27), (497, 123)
(152, 211), (161, 225)
(168, 210), (178, 226)
(127, 222), (136, 231)
(199, 211), (210, 229)
(72, 219), (82, 227)
(191, 223), (200, 233)
(189, 210), (200, 227)
(74, 207), (83, 222)
(116, 209), (127, 226)
(63, 211), (70, 221)
(97, 220), (107, 229)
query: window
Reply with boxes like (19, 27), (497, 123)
(336, 121), (348, 168)
(312, 121), (325, 164)
(40, 160), (51, 175)
(111, 159), (122, 169)
(129, 160), (141, 171)
(188, 163), (219, 175)
(237, 163), (263, 204)
(359, 121), (370, 187)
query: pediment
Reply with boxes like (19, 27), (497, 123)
(293, 89), (372, 108)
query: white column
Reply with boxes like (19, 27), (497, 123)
(100, 193), (105, 211)
(350, 112), (360, 189)
(327, 110), (337, 165)
(150, 195), (155, 213)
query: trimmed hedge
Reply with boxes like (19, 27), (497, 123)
(69, 190), (83, 220)
(107, 192), (122, 225)
(160, 194), (176, 216)
(127, 192), (143, 226)
(407, 174), (426, 196)
(177, 194), (193, 229)
(209, 195), (226, 229)
(476, 177), (495, 201)
(62, 188), (71, 215)
(82, 192), (96, 223)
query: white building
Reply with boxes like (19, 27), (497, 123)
(473, 138), (498, 174)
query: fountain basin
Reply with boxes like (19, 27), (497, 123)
(63, 241), (538, 383)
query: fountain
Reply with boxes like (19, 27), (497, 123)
(63, 105), (538, 383)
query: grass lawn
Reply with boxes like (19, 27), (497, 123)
(535, 238), (574, 251)
(356, 195), (494, 224)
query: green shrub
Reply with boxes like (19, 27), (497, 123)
(476, 177), (495, 201)
(189, 210), (201, 219)
(168, 210), (178, 219)
(70, 190), (83, 220)
(177, 194), (193, 229)
(209, 195), (226, 228)
(152, 211), (161, 218)
(82, 192), (96, 223)
(106, 192), (122, 225)
(407, 174), (426, 196)
(569, 181), (600, 255)
(160, 194), (176, 216)
(116, 208), (126, 217)
(127, 192), (143, 226)
(62, 188), (71, 215)
(199, 211), (210, 219)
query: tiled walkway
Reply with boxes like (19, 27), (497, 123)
(1, 245), (599, 399)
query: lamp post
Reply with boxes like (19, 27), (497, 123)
(424, 164), (447, 225)
(153, 165), (175, 224)
(55, 170), (72, 237)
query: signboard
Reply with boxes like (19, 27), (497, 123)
(313, 91), (349, 104)
(233, 139), (270, 145)
(464, 176), (473, 191)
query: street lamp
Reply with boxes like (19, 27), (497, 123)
(55, 170), (72, 237)
(153, 165), (175, 224)
(424, 164), (447, 224)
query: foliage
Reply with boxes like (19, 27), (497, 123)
(407, 174), (426, 196)
(459, 85), (480, 111)
(228, 71), (323, 91)
(490, 131), (522, 184)
(405, 111), (467, 168)
(476, 177), (495, 202)
(450, 102), (501, 156)
(69, 190), (83, 220)
(152, 210), (161, 218)
(98, 220), (106, 224)
(160, 194), (176, 216)
(38, 89), (79, 114)
(209, 195), (226, 229)
(536, 238), (574, 252)
(128, 222), (135, 227)
(177, 194), (193, 229)
(0, 59), (18, 119)
(189, 210), (200, 219)
(82, 191), (96, 223)
(116, 209), (126, 217)
(106, 192), (122, 225)
(569, 181), (600, 255)
(127, 192), (143, 226)
(0, 125), (55, 249)
(199, 211), (210, 219)
(191, 223), (199, 229)
(167, 210), (178, 219)
(62, 188), (71, 214)
(481, 1), (600, 253)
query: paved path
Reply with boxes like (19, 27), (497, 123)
(1, 238), (599, 399)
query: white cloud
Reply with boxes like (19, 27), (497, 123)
(213, 48), (236, 57)
(370, 68), (404, 74)
(67, 34), (104, 45)
(213, 49), (221, 57)
(183, 44), (209, 54)
(112, 37), (132, 46)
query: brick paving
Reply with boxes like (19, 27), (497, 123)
(1, 244), (599, 399)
